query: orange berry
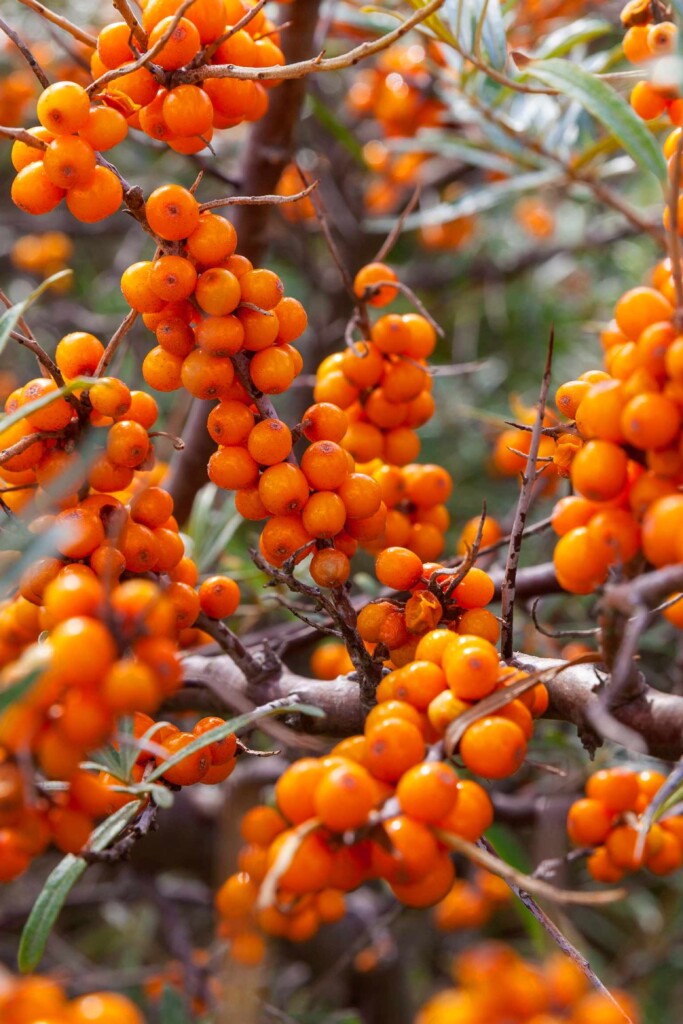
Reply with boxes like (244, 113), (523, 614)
(198, 575), (240, 618)
(459, 717), (527, 779)
(37, 81), (90, 135)
(314, 761), (377, 831)
(375, 546), (423, 590)
(354, 262), (398, 307)
(396, 761), (458, 823)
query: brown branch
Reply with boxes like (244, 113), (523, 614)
(500, 331), (554, 659)
(15, 0), (97, 47)
(96, 309), (139, 377)
(0, 430), (60, 465)
(0, 125), (48, 148)
(0, 15), (50, 87)
(194, 610), (279, 684)
(112, 0), (148, 50)
(197, 181), (318, 211)
(180, 0), (445, 84)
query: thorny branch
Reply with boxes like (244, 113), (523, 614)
(500, 331), (554, 660)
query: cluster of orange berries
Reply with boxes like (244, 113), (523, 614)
(0, 974), (143, 1024)
(10, 231), (73, 281)
(624, 3), (682, 124)
(433, 867), (511, 931)
(11, 81), (126, 222)
(416, 943), (639, 1024)
(214, 617), (549, 962)
(92, 0), (284, 155)
(347, 44), (442, 141)
(550, 250), (683, 595)
(358, 551), (499, 668)
(567, 766), (683, 882)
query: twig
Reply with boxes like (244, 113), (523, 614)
(374, 185), (422, 263)
(198, 180), (318, 211)
(195, 610), (280, 685)
(96, 309), (138, 376)
(183, 0), (447, 84)
(0, 125), (48, 148)
(82, 801), (159, 864)
(363, 279), (444, 338)
(112, 0), (148, 49)
(16, 0), (97, 47)
(500, 330), (554, 660)
(478, 837), (633, 1022)
(0, 15), (49, 87)
(0, 430), (59, 466)
(434, 829), (624, 905)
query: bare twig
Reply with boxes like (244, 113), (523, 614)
(96, 309), (139, 377)
(668, 131), (683, 317)
(16, 0), (97, 47)
(183, 0), (446, 84)
(198, 180), (318, 211)
(0, 15), (50, 87)
(500, 331), (554, 660)
(112, 0), (148, 49)
(374, 185), (422, 263)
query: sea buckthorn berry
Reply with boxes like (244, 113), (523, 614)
(268, 829), (333, 893)
(239, 268), (285, 310)
(260, 514), (313, 567)
(364, 716), (425, 781)
(354, 262), (398, 307)
(148, 16), (201, 69)
(187, 213), (237, 265)
(43, 136), (96, 189)
(302, 402), (348, 443)
(146, 184), (200, 240)
(337, 473), (382, 519)
(66, 165), (123, 223)
(11, 163), (65, 215)
(258, 463), (310, 515)
(314, 762), (377, 831)
(396, 761), (459, 823)
(193, 716), (237, 766)
(615, 286), (673, 340)
(208, 446), (259, 490)
(89, 377), (131, 418)
(247, 418), (292, 465)
(302, 491), (347, 538)
(567, 798), (614, 845)
(642, 494), (683, 566)
(276, 758), (326, 823)
(301, 440), (350, 490)
(159, 731), (209, 786)
(149, 255), (198, 301)
(79, 105), (128, 151)
(163, 84), (214, 137)
(37, 81), (90, 135)
(571, 439), (628, 501)
(181, 349), (235, 399)
(452, 568), (495, 609)
(459, 717), (527, 779)
(107, 419), (150, 467)
(250, 345), (297, 394)
(630, 80), (668, 119)
(375, 547), (423, 590)
(199, 576), (240, 619)
(621, 392), (680, 450)
(310, 548), (351, 588)
(442, 635), (500, 700)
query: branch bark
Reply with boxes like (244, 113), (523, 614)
(178, 649), (683, 760)
(167, 0), (323, 523)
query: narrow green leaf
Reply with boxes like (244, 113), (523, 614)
(0, 376), (97, 435)
(0, 270), (72, 358)
(145, 701), (324, 783)
(18, 800), (141, 972)
(0, 663), (45, 715)
(524, 57), (667, 184)
(534, 18), (612, 59)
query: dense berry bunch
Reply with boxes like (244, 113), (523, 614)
(416, 943), (640, 1024)
(11, 81), (125, 222)
(215, 619), (548, 962)
(0, 974), (144, 1024)
(92, 0), (283, 153)
(550, 241), (683, 594)
(567, 767), (683, 881)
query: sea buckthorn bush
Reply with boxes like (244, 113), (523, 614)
(1, 0), (683, 1018)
